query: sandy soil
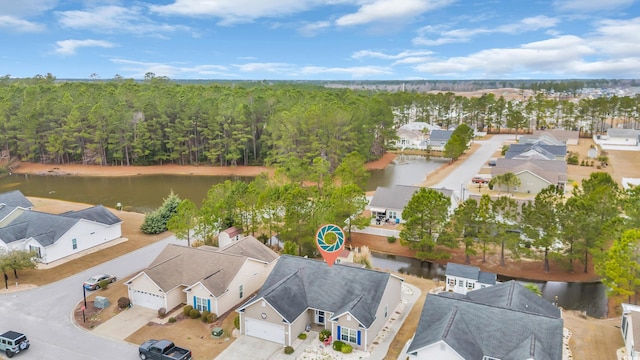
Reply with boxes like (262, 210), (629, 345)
(10, 162), (274, 177)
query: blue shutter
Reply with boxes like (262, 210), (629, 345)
(193, 296), (196, 309)
(357, 331), (361, 346)
(207, 298), (211, 312)
(337, 326), (341, 341)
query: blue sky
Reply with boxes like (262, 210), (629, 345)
(1, 0), (640, 80)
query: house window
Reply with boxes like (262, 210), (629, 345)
(458, 280), (464, 287)
(72, 238), (77, 250)
(29, 245), (41, 258)
(239, 284), (244, 299)
(384, 304), (388, 318)
(194, 296), (208, 312)
(341, 327), (358, 344)
(448, 278), (455, 286)
(467, 281), (474, 290)
(389, 211), (397, 220)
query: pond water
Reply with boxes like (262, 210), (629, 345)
(370, 252), (608, 318)
(0, 155), (441, 212)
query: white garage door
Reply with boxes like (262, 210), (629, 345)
(245, 318), (285, 344)
(130, 289), (165, 310)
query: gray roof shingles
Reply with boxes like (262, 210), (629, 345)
(445, 262), (496, 285)
(61, 205), (122, 225)
(407, 281), (563, 359)
(0, 190), (33, 208)
(369, 185), (452, 212)
(245, 255), (395, 328)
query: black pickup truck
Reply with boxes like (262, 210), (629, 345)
(138, 339), (192, 360)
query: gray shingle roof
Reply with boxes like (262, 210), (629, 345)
(0, 209), (80, 246)
(445, 262), (496, 285)
(506, 143), (567, 158)
(243, 255), (395, 328)
(369, 185), (452, 211)
(607, 128), (639, 138)
(492, 159), (567, 184)
(407, 281), (563, 359)
(0, 190), (33, 208)
(60, 205), (122, 225)
(429, 129), (454, 142)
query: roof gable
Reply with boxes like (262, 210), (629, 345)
(60, 205), (122, 225)
(0, 210), (79, 246)
(219, 235), (279, 263)
(0, 190), (33, 208)
(145, 244), (247, 295)
(246, 255), (395, 328)
(369, 185), (453, 211)
(408, 281), (563, 359)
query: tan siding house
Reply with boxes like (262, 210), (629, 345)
(237, 255), (403, 350)
(126, 236), (278, 316)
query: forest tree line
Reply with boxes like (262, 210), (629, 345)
(1, 77), (639, 170)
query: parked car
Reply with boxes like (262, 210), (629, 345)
(83, 274), (117, 290)
(0, 331), (30, 358)
(488, 160), (497, 166)
(471, 176), (489, 184)
(139, 339), (192, 360)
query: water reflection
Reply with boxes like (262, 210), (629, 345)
(370, 251), (608, 318)
(366, 155), (447, 191)
(0, 174), (249, 213)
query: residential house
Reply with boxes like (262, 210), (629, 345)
(605, 128), (640, 146)
(218, 227), (244, 248)
(236, 255), (403, 350)
(622, 303), (640, 360)
(532, 130), (580, 145)
(395, 127), (427, 150)
(0, 202), (122, 265)
(518, 134), (564, 146)
(505, 143), (567, 161)
(444, 262), (496, 295)
(368, 185), (457, 225)
(406, 280), (563, 360)
(427, 130), (454, 151)
(0, 190), (33, 210)
(126, 236), (278, 315)
(491, 159), (567, 194)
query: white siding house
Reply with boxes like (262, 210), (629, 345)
(444, 262), (497, 295)
(622, 303), (640, 360)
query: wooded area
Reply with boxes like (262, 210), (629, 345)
(1, 77), (639, 171)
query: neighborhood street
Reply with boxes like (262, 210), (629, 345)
(435, 134), (512, 197)
(0, 235), (178, 360)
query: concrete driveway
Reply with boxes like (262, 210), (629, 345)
(215, 335), (282, 360)
(92, 306), (157, 340)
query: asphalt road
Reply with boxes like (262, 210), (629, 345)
(0, 235), (178, 360)
(434, 134), (512, 198)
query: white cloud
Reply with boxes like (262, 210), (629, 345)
(150, 0), (349, 25)
(150, 0), (454, 26)
(298, 21), (331, 37)
(55, 39), (117, 55)
(352, 49), (433, 60)
(0, 16), (45, 32)
(413, 15), (559, 46)
(335, 0), (454, 27)
(233, 63), (293, 73)
(412, 35), (609, 77)
(300, 65), (393, 77)
(110, 59), (231, 78)
(554, 0), (635, 12)
(0, 0), (57, 17)
(57, 5), (189, 34)
(588, 17), (640, 57)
